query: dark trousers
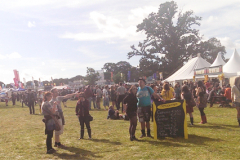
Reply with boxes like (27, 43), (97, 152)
(46, 130), (53, 151)
(117, 95), (125, 111)
(78, 116), (91, 130)
(78, 116), (91, 138)
(92, 97), (97, 108)
(12, 98), (16, 105)
(199, 108), (205, 116)
(28, 101), (35, 114)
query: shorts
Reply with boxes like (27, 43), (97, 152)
(55, 118), (63, 136)
(137, 106), (151, 123)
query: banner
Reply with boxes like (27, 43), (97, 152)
(127, 71), (131, 81)
(13, 70), (20, 87)
(159, 72), (163, 80)
(153, 73), (157, 79)
(2, 84), (4, 89)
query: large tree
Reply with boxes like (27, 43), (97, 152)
(128, 1), (226, 78)
(85, 67), (99, 85)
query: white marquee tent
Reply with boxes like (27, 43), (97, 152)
(165, 54), (211, 82)
(223, 49), (240, 77)
(210, 53), (226, 67)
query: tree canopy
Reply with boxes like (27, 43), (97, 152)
(128, 1), (226, 78)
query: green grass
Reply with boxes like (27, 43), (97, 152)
(0, 100), (240, 160)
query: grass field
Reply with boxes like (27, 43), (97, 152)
(0, 100), (240, 160)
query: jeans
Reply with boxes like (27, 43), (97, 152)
(87, 97), (92, 110)
(92, 97), (97, 108)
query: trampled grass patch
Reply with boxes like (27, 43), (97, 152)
(0, 100), (240, 160)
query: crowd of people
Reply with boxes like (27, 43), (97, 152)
(2, 76), (240, 154)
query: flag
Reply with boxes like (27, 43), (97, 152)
(13, 70), (19, 87)
(159, 72), (163, 80)
(153, 73), (157, 79)
(32, 77), (35, 86)
(23, 78), (26, 86)
(127, 71), (131, 81)
(2, 84), (4, 89)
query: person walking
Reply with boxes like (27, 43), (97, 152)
(50, 88), (77, 148)
(27, 89), (35, 114)
(232, 77), (240, 126)
(137, 78), (161, 138)
(123, 85), (138, 141)
(196, 81), (208, 124)
(116, 82), (126, 111)
(96, 86), (102, 109)
(75, 93), (92, 139)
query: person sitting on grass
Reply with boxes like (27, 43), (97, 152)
(107, 105), (120, 120)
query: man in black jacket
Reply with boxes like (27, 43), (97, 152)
(27, 89), (35, 114)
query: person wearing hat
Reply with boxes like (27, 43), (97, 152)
(137, 77), (162, 138)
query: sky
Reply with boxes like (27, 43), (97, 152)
(0, 0), (240, 84)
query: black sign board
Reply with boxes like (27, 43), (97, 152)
(153, 100), (188, 139)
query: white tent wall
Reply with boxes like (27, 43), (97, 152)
(165, 54), (211, 82)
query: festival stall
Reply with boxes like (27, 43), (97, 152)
(165, 53), (211, 84)
(194, 49), (240, 86)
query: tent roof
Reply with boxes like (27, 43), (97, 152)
(210, 53), (226, 67)
(165, 55), (211, 82)
(223, 49), (240, 74)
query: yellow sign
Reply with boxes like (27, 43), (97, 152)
(157, 102), (181, 109)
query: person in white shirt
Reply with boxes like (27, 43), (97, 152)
(232, 77), (240, 126)
(103, 85), (109, 110)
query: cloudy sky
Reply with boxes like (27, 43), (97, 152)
(0, 0), (239, 84)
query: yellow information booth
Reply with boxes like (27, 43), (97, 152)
(153, 100), (188, 139)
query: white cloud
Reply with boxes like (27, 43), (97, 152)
(0, 52), (21, 59)
(217, 37), (240, 50)
(28, 21), (36, 28)
(78, 47), (109, 59)
(0, 0), (107, 10)
(128, 6), (158, 23)
(60, 11), (144, 42)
